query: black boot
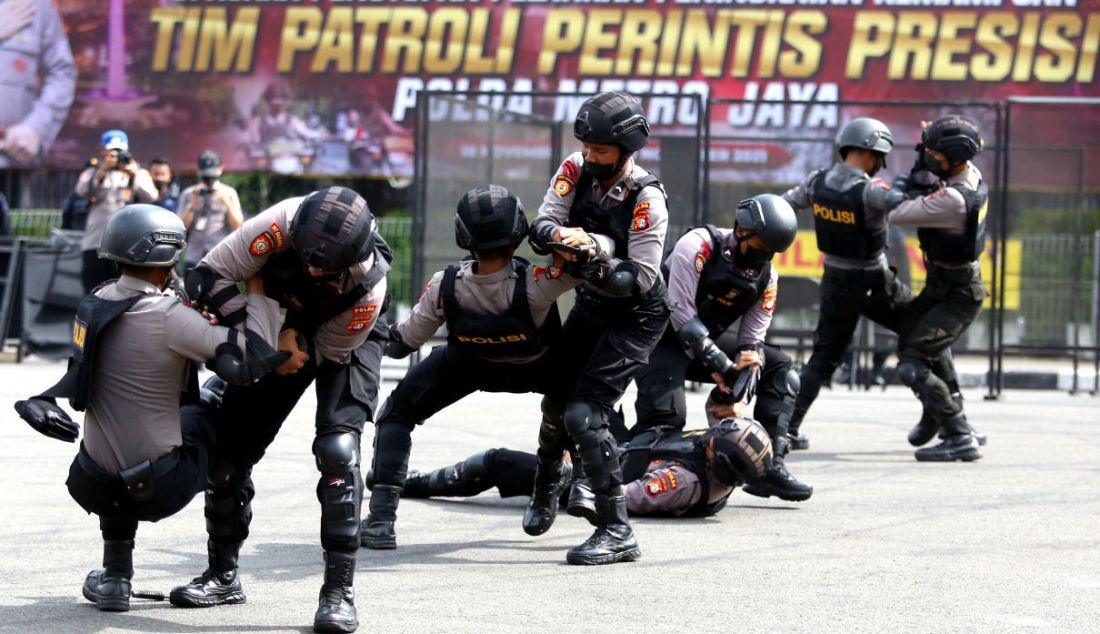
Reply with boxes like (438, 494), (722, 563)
(938, 393), (987, 446)
(742, 437), (813, 502)
(566, 489), (640, 566)
(908, 408), (941, 447)
(522, 461), (571, 536)
(169, 540), (246, 607)
(360, 484), (400, 550)
(565, 457), (596, 524)
(916, 413), (982, 462)
(82, 540), (133, 612)
(314, 551), (358, 633)
(401, 471), (430, 498)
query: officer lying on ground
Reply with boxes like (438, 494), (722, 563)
(13, 204), (284, 613)
(890, 115), (989, 462)
(361, 185), (580, 550)
(391, 418), (772, 519)
(630, 193), (812, 503)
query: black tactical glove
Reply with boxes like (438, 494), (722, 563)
(726, 365), (759, 404)
(547, 240), (599, 265)
(198, 376), (228, 411)
(207, 330), (292, 386)
(384, 330), (416, 359)
(14, 397), (80, 443)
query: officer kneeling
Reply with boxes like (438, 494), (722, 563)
(13, 204), (283, 612)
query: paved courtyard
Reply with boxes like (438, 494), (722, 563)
(1, 359), (1098, 633)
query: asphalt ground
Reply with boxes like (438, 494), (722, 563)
(1, 359), (1098, 633)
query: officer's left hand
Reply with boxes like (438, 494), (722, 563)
(734, 350), (762, 371)
(1, 124), (40, 164)
(14, 398), (80, 443)
(275, 328), (309, 375)
(553, 227), (597, 262)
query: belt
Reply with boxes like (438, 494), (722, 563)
(77, 444), (181, 485)
(927, 261), (980, 282)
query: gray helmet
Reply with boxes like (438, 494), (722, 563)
(837, 117), (894, 158)
(573, 91), (650, 153)
(922, 114), (983, 164)
(707, 418), (773, 486)
(734, 193), (798, 253)
(98, 204), (186, 267)
(198, 150), (222, 178)
(290, 187), (376, 272)
(455, 185), (528, 251)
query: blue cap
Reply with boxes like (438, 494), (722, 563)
(101, 129), (129, 151)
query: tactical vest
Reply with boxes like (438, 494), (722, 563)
(42, 287), (199, 411)
(262, 236), (392, 335)
(568, 168), (662, 259)
(620, 427), (730, 517)
(917, 180), (989, 266)
(441, 259), (561, 360)
(673, 225), (772, 338)
(809, 170), (886, 260)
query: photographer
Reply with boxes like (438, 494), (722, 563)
(149, 157), (180, 213)
(178, 151), (242, 273)
(74, 129), (157, 293)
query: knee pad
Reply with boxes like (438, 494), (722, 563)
(461, 449), (499, 481)
(205, 461), (254, 543)
(896, 359), (926, 387)
(769, 368), (800, 398)
(563, 400), (603, 437)
(207, 460), (249, 491)
(314, 432), (361, 474)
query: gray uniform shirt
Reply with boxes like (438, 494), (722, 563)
(199, 196), (387, 365)
(888, 163), (982, 242)
(623, 419), (737, 516)
(532, 152), (668, 295)
(398, 259), (581, 364)
(179, 181), (242, 266)
(0, 0), (75, 167)
(782, 163), (897, 271)
(665, 227), (779, 348)
(75, 166), (159, 250)
(83, 275), (280, 473)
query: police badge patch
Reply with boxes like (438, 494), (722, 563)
(643, 469), (679, 497)
(249, 232), (274, 256)
(554, 176), (575, 197)
(346, 304), (378, 332)
(632, 201), (651, 231)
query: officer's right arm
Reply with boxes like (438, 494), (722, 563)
(781, 171), (816, 212)
(529, 154), (583, 252)
(393, 271), (447, 352)
(666, 229), (709, 331)
(887, 187), (967, 231)
(189, 198), (301, 328)
(624, 465), (703, 516)
(74, 167), (96, 198)
(164, 292), (285, 384)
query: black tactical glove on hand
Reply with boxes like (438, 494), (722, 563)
(384, 330), (416, 359)
(207, 330), (292, 386)
(15, 397), (80, 442)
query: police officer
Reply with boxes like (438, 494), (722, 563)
(12, 204), (283, 612)
(0, 0), (75, 166)
(781, 118), (912, 448)
(527, 91), (670, 565)
(399, 418), (772, 519)
(631, 193), (812, 502)
(889, 115), (988, 462)
(170, 187), (390, 633)
(360, 185), (580, 549)
(179, 151), (244, 272)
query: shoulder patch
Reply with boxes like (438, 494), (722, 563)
(694, 237), (713, 273)
(269, 223), (286, 249)
(346, 304), (378, 332)
(632, 201), (651, 231)
(554, 175), (575, 197)
(762, 283), (778, 313)
(249, 232), (274, 257)
(534, 265), (562, 281)
(561, 159), (579, 181)
(643, 469), (679, 498)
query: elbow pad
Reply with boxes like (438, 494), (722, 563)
(603, 262), (638, 297)
(206, 341), (248, 385)
(677, 318), (732, 375)
(186, 265), (247, 327)
(528, 221), (557, 255)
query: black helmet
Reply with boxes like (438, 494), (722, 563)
(98, 204), (186, 267)
(573, 91), (650, 153)
(922, 114), (983, 164)
(290, 187), (376, 272)
(707, 418), (773, 486)
(734, 194), (798, 253)
(837, 117), (894, 158)
(455, 185), (528, 251)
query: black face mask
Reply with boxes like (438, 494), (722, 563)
(153, 179), (170, 191)
(582, 159), (619, 181)
(733, 236), (774, 273)
(922, 152), (950, 177)
(201, 176), (217, 187)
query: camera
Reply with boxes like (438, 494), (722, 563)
(114, 150), (132, 166)
(200, 188), (214, 197)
